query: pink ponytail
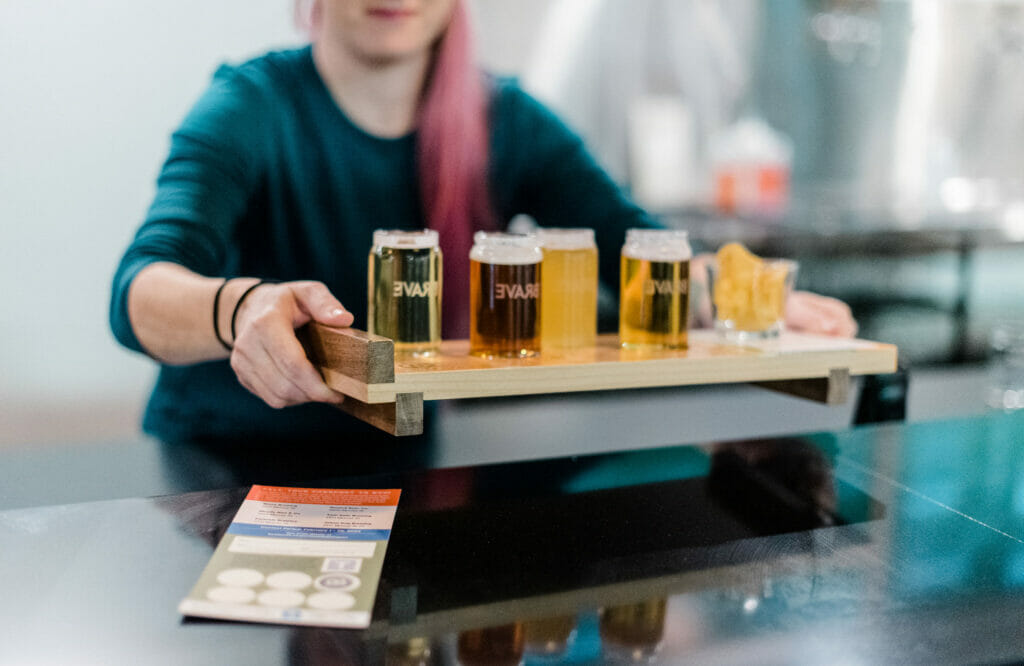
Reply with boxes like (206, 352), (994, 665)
(417, 0), (494, 338)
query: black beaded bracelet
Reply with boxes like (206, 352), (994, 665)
(230, 280), (278, 345)
(212, 278), (233, 352)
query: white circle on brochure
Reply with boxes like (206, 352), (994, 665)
(266, 571), (313, 590)
(258, 589), (305, 608)
(306, 592), (357, 610)
(315, 573), (361, 592)
(206, 586), (256, 604)
(216, 568), (264, 587)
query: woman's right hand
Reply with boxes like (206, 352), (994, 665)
(228, 280), (353, 408)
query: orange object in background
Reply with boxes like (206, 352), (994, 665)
(710, 118), (792, 219)
(713, 164), (790, 217)
(714, 170), (739, 214)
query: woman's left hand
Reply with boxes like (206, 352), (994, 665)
(785, 290), (858, 338)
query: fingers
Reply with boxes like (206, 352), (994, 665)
(785, 291), (858, 338)
(231, 317), (345, 408)
(791, 292), (857, 337)
(230, 281), (349, 408)
(290, 281), (354, 328)
(813, 296), (857, 337)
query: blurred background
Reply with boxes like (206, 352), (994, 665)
(3, 0), (1024, 446)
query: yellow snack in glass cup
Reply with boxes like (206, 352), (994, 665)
(712, 242), (797, 340)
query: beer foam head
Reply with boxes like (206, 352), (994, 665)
(623, 228), (692, 261)
(470, 231), (543, 265)
(537, 227), (596, 250)
(373, 229), (440, 249)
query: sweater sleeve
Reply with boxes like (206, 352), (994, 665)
(109, 64), (269, 353)
(489, 81), (662, 290)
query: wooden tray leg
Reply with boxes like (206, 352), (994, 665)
(755, 368), (851, 405)
(298, 324), (419, 435)
(339, 392), (424, 437)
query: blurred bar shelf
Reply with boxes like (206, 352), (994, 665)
(666, 207), (1024, 257)
(301, 324), (898, 436)
(668, 206), (1024, 363)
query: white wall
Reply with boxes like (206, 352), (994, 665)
(0, 1), (546, 442)
(0, 1), (303, 446)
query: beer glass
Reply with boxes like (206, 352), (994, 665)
(619, 229), (691, 349)
(599, 598), (667, 661)
(367, 229), (442, 356)
(538, 228), (598, 350)
(469, 231), (542, 358)
(457, 623), (524, 666)
(385, 637), (433, 666)
(523, 614), (577, 657)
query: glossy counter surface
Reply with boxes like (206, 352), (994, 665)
(2, 411), (1023, 665)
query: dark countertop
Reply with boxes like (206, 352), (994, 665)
(2, 409), (1023, 665)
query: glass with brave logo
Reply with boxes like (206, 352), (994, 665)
(619, 228), (691, 349)
(368, 229), (442, 356)
(469, 231), (543, 358)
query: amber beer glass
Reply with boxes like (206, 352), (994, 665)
(469, 231), (542, 358)
(457, 623), (525, 666)
(367, 229), (441, 355)
(619, 229), (691, 349)
(538, 228), (598, 350)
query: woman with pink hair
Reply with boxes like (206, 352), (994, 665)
(110, 0), (659, 448)
(110, 0), (853, 452)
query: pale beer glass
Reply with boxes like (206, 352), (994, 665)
(619, 229), (691, 349)
(367, 229), (442, 355)
(469, 231), (543, 358)
(599, 598), (667, 661)
(523, 615), (577, 658)
(538, 228), (598, 350)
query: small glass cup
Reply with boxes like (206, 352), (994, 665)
(709, 256), (797, 342)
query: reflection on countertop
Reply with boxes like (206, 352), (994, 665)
(0, 361), (992, 513)
(2, 409), (1023, 664)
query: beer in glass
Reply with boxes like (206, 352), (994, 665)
(469, 231), (542, 358)
(523, 614), (576, 657)
(619, 229), (691, 349)
(367, 229), (441, 356)
(599, 598), (667, 661)
(457, 624), (524, 666)
(538, 228), (598, 350)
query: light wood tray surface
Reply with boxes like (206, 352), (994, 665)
(299, 325), (898, 436)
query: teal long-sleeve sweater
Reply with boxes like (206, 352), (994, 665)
(110, 46), (656, 448)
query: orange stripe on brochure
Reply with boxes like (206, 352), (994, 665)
(246, 485), (402, 506)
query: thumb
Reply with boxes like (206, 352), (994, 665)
(291, 282), (355, 328)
